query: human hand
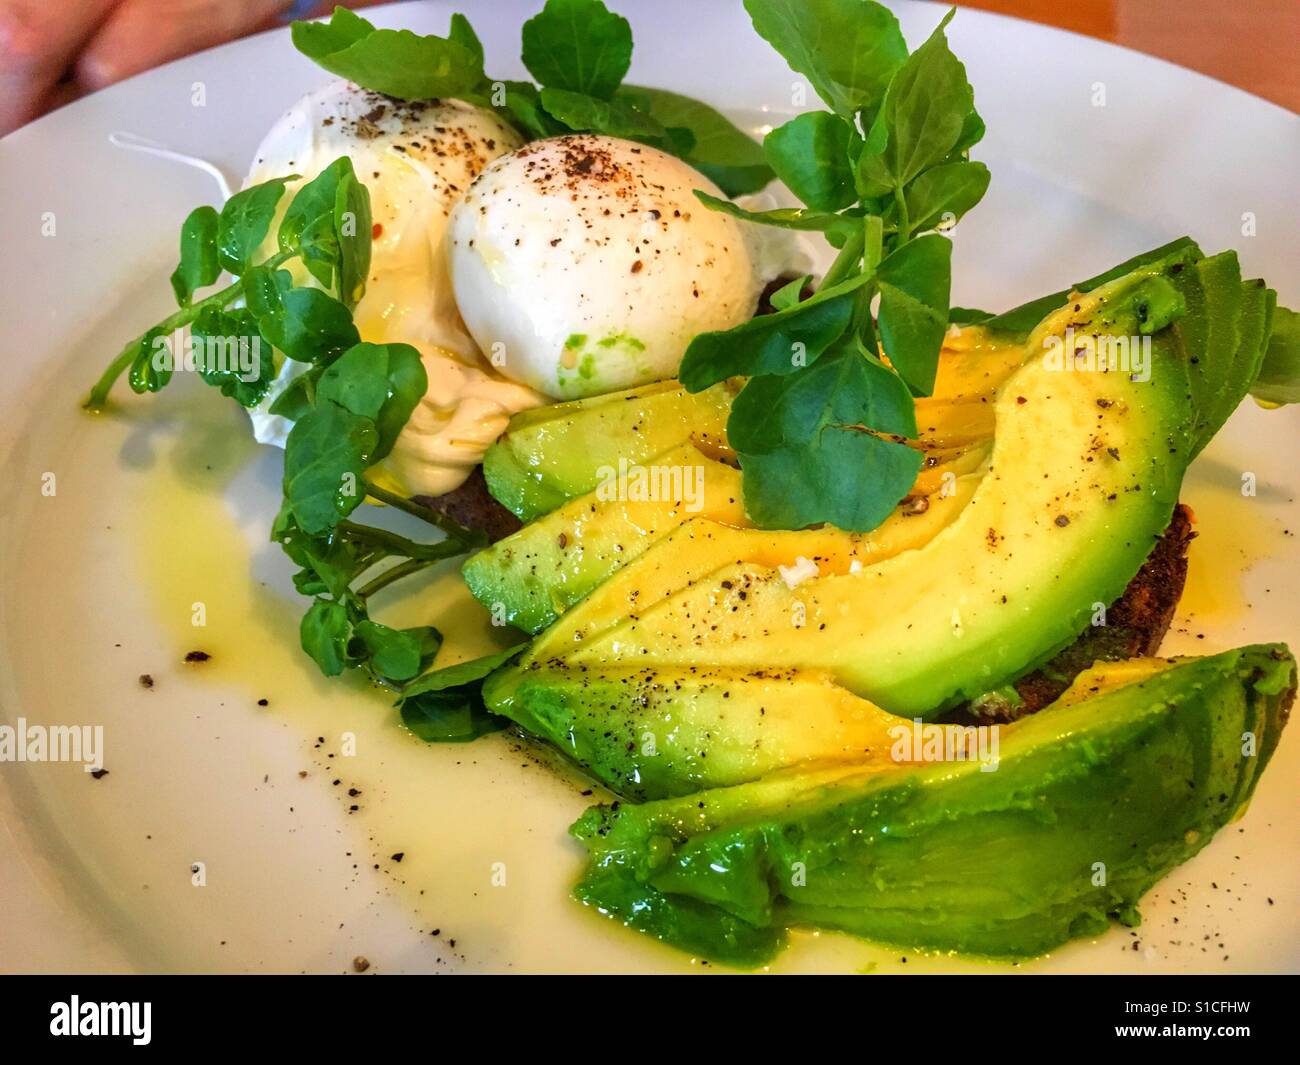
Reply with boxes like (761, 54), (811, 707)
(0, 0), (323, 136)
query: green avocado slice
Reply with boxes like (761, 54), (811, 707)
(513, 248), (1275, 718)
(482, 381), (735, 522)
(569, 645), (1295, 968)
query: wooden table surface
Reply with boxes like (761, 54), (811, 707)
(958, 0), (1299, 113)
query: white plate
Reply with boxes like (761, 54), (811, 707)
(0, 0), (1296, 974)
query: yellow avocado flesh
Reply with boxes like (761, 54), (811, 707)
(467, 328), (1018, 634)
(482, 326), (1022, 524)
(482, 664), (910, 798)
(530, 470), (981, 659)
(540, 290), (1192, 717)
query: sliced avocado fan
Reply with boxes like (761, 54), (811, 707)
(569, 645), (1295, 968)
(478, 244), (1279, 757)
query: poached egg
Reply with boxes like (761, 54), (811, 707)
(244, 79), (545, 497)
(447, 135), (772, 400)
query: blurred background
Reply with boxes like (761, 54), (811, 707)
(1, 0), (1295, 138)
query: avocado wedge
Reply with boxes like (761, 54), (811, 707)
(570, 645), (1295, 967)
(481, 503), (1193, 799)
(489, 247), (1276, 726)
(479, 327), (1024, 524)
(482, 380), (736, 522)
(466, 327), (1016, 633)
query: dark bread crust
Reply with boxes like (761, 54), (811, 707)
(412, 466), (522, 543)
(952, 503), (1196, 724)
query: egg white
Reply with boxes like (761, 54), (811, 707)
(243, 80), (544, 496)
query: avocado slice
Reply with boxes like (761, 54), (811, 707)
(507, 251), (1275, 719)
(488, 664), (906, 799)
(480, 327), (1025, 523)
(482, 380), (735, 522)
(466, 445), (745, 633)
(569, 645), (1295, 967)
(467, 328), (1011, 633)
(467, 442), (984, 635)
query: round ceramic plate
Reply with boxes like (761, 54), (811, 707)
(0, 0), (1296, 974)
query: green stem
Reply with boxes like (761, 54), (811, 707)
(356, 557), (437, 599)
(337, 521), (468, 561)
(819, 230), (866, 290)
(84, 250), (296, 411)
(363, 480), (487, 548)
(891, 187), (911, 249)
(852, 215), (886, 340)
(863, 215), (885, 274)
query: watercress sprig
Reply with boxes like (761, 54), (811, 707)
(84, 153), (494, 702)
(85, 157), (369, 411)
(291, 2), (774, 196)
(679, 1), (990, 532)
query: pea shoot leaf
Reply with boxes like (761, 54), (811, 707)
(316, 342), (428, 460)
(522, 0), (632, 100)
(679, 274), (870, 391)
(283, 400), (376, 535)
(744, 0), (908, 117)
(539, 86), (669, 142)
(300, 598), (354, 677)
(190, 306), (276, 407)
(170, 205), (220, 306)
(764, 111), (860, 212)
(854, 12), (973, 198)
(270, 288), (360, 364)
(902, 160), (989, 234)
(875, 233), (952, 396)
(730, 343), (922, 530)
(291, 9), (488, 101)
(692, 191), (858, 244)
(620, 86), (774, 196)
(398, 646), (525, 743)
(217, 177), (294, 275)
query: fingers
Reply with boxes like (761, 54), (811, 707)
(75, 0), (289, 92)
(0, 0), (118, 134)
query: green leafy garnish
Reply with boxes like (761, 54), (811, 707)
(283, 401), (377, 535)
(289, 3), (773, 197)
(875, 233), (952, 395)
(216, 177), (297, 275)
(190, 306), (275, 407)
(397, 646), (525, 742)
(620, 87), (773, 195)
(538, 86), (673, 143)
(684, 1), (986, 531)
(764, 111), (859, 211)
(692, 191), (859, 243)
(521, 0), (632, 99)
(729, 341), (922, 531)
(85, 157), (371, 410)
(853, 11), (975, 197)
(86, 152), (489, 699)
(170, 206), (220, 305)
(903, 159), (990, 233)
(679, 273), (869, 388)
(744, 0), (907, 117)
(291, 10), (488, 101)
